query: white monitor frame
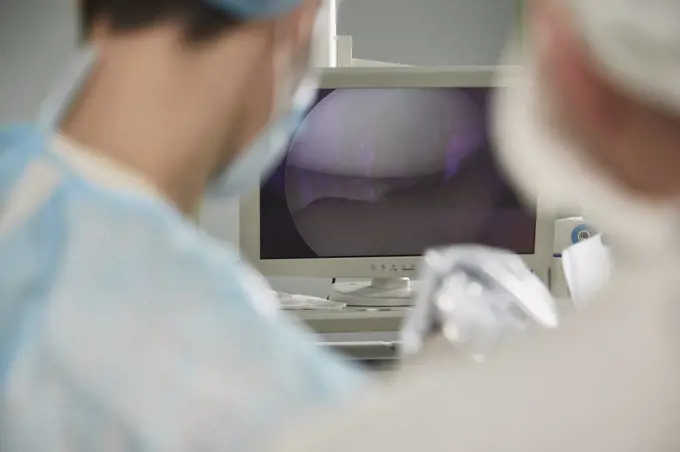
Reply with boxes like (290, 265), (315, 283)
(240, 67), (554, 284)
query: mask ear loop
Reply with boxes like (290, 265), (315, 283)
(37, 46), (99, 133)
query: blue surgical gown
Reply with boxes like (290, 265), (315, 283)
(0, 125), (366, 451)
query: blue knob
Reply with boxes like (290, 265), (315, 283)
(571, 224), (592, 244)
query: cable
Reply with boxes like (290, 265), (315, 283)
(329, 278), (336, 300)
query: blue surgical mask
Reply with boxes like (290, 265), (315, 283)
(207, 68), (319, 198)
(207, 5), (326, 198)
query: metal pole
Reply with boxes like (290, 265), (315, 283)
(314, 0), (337, 67)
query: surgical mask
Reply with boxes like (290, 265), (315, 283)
(208, 2), (329, 198)
(493, 0), (680, 261)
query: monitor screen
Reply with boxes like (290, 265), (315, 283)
(259, 87), (536, 260)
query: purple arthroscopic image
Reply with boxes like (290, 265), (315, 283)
(259, 87), (537, 260)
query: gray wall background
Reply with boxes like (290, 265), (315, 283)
(0, 0), (516, 296)
(0, 0), (79, 124)
(341, 0), (515, 66)
(0, 0), (516, 121)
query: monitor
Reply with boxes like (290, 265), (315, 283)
(239, 67), (554, 303)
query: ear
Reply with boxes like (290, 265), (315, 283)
(291, 0), (322, 49)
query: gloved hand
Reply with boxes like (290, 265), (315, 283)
(401, 245), (559, 362)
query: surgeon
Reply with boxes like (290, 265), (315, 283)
(268, 0), (680, 451)
(0, 0), (366, 450)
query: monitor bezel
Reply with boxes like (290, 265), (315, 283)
(239, 66), (554, 283)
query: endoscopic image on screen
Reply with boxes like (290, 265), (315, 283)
(259, 87), (537, 260)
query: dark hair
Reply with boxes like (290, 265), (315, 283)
(81, 0), (242, 43)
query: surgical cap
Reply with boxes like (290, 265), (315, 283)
(206, 0), (305, 20)
(570, 0), (680, 113)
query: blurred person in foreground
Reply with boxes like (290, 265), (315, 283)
(268, 0), (680, 451)
(0, 0), (366, 450)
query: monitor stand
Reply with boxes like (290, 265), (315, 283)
(329, 277), (416, 308)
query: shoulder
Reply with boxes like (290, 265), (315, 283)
(275, 275), (679, 452)
(52, 188), (365, 390)
(54, 187), (281, 333)
(42, 191), (365, 448)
